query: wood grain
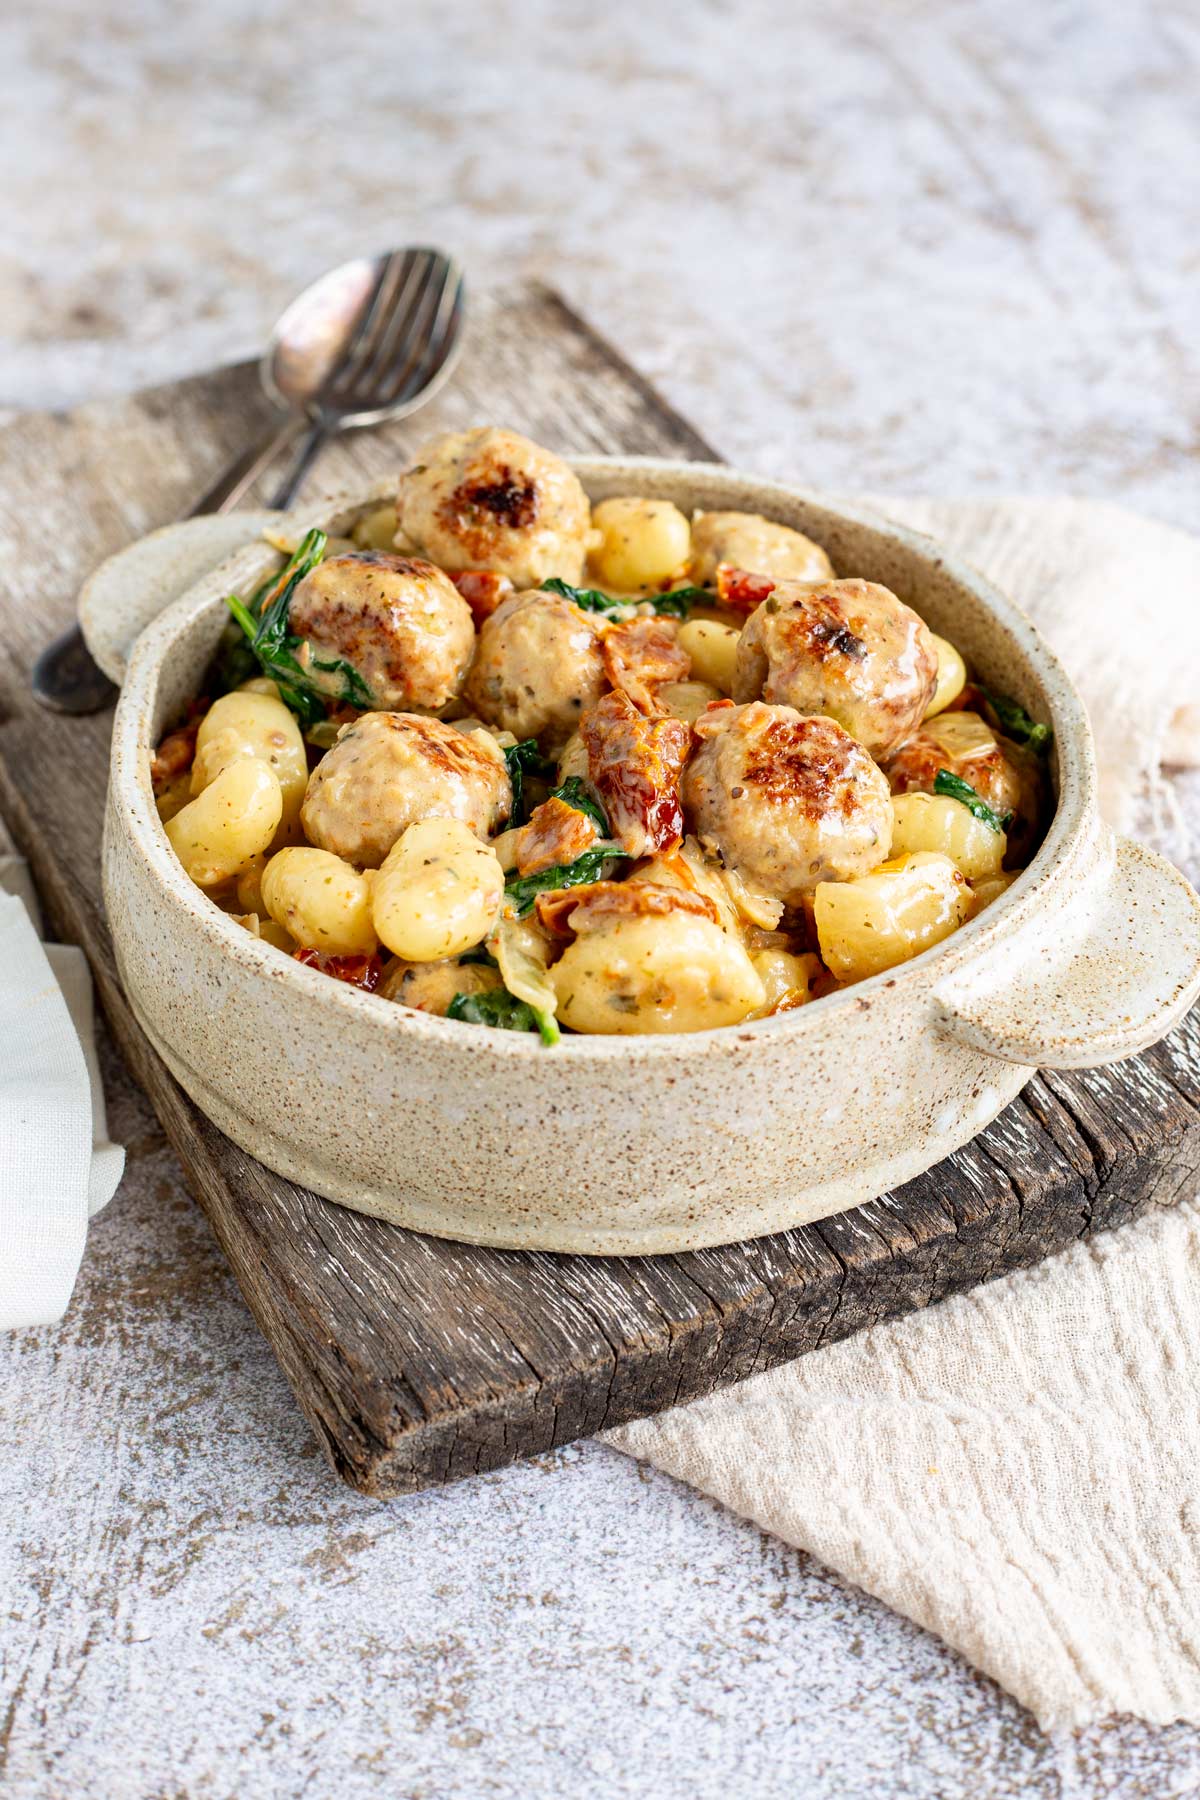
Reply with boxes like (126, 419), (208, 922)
(1, 282), (1198, 1495)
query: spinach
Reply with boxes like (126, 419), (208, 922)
(458, 944), (499, 968)
(541, 577), (713, 618)
(224, 529), (374, 726)
(977, 685), (1053, 757)
(549, 775), (610, 836)
(213, 567), (284, 692)
(933, 769), (1012, 834)
(640, 585), (714, 617)
(309, 652), (373, 711)
(503, 845), (630, 918)
(503, 739), (557, 824)
(447, 987), (560, 1046)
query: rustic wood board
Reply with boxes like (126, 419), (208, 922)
(1, 282), (1198, 1496)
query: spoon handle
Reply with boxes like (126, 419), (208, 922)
(188, 413), (306, 517)
(267, 420), (331, 511)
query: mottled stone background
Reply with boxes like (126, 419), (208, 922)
(3, 1), (1200, 1795)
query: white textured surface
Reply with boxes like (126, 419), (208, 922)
(4, 1061), (1200, 1800)
(5, 0), (1200, 1791)
(3, 0), (1199, 524)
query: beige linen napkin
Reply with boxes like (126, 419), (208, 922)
(608, 495), (1200, 1732)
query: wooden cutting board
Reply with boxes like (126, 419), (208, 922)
(2, 282), (1198, 1496)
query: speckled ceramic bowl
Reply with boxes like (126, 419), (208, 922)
(101, 461), (1200, 1253)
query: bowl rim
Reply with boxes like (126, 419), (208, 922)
(111, 456), (1095, 1061)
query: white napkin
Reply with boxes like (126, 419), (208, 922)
(0, 822), (124, 1328)
(607, 494), (1200, 1731)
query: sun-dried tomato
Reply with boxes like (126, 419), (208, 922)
(517, 794), (600, 876)
(448, 569), (514, 627)
(581, 690), (691, 858)
(535, 879), (718, 938)
(293, 948), (384, 991)
(150, 720), (201, 793)
(717, 565), (776, 615)
(601, 615), (690, 715)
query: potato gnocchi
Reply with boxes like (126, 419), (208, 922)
(152, 427), (1051, 1039)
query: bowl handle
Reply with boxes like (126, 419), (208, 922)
(934, 833), (1200, 1069)
(78, 514), (282, 685)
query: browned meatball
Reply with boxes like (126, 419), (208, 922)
(884, 710), (1043, 863)
(289, 552), (474, 714)
(683, 702), (894, 904)
(689, 511), (833, 586)
(301, 712), (512, 867)
(464, 589), (608, 751)
(394, 426), (591, 588)
(734, 577), (937, 759)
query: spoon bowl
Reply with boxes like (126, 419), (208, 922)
(265, 248), (464, 430)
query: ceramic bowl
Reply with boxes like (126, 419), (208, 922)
(101, 461), (1200, 1253)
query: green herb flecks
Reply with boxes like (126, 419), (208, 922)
(977, 686), (1053, 757)
(540, 577), (713, 618)
(447, 986), (560, 1046)
(549, 775), (610, 836)
(503, 739), (557, 824)
(224, 529), (374, 727)
(933, 769), (1012, 834)
(503, 845), (630, 919)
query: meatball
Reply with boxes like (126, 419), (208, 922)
(884, 710), (1043, 863)
(288, 552), (474, 714)
(689, 511), (834, 586)
(464, 589), (608, 751)
(683, 702), (894, 904)
(734, 577), (937, 759)
(301, 712), (512, 868)
(394, 426), (591, 588)
(379, 957), (503, 1015)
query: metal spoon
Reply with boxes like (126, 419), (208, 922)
(32, 247), (466, 714)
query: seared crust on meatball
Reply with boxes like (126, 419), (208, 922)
(884, 710), (1042, 862)
(683, 702), (894, 903)
(301, 712), (512, 868)
(395, 426), (591, 588)
(289, 552), (475, 714)
(465, 589), (608, 750)
(734, 577), (937, 760)
(689, 511), (834, 587)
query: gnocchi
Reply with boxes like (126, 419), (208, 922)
(748, 948), (822, 1017)
(677, 618), (740, 694)
(154, 427), (1051, 1038)
(261, 846), (378, 955)
(191, 688), (308, 841)
(889, 791), (1006, 881)
(550, 901), (766, 1035)
(814, 852), (972, 983)
(588, 496), (692, 594)
(969, 869), (1021, 915)
(925, 634), (968, 718)
(165, 760), (283, 887)
(352, 503), (400, 552)
(372, 819), (504, 962)
(656, 678), (723, 724)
